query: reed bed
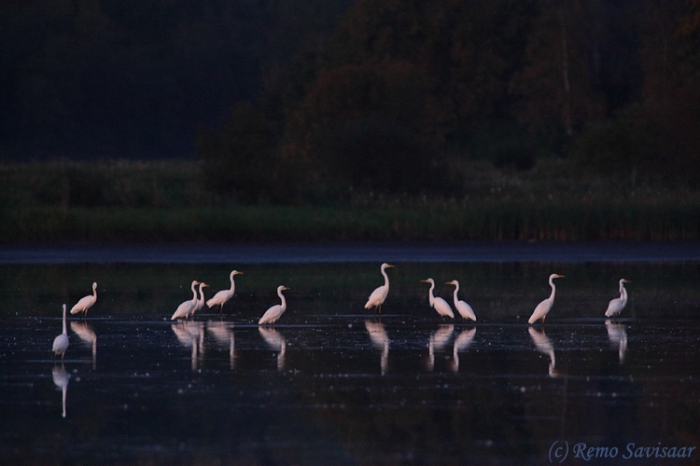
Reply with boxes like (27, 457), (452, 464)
(2, 159), (699, 242)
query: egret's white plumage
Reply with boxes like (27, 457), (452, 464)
(189, 282), (209, 318)
(258, 286), (290, 325)
(52, 304), (69, 359)
(207, 270), (243, 312)
(604, 279), (631, 318)
(446, 280), (476, 321)
(171, 280), (200, 320)
(70, 282), (97, 316)
(422, 278), (454, 319)
(528, 274), (565, 325)
(364, 263), (394, 313)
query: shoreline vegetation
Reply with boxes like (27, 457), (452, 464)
(1, 159), (699, 243)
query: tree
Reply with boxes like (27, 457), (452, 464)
(197, 102), (277, 202)
(512, 0), (607, 143)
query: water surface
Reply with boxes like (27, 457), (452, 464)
(0, 243), (698, 465)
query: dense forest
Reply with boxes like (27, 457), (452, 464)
(2, 0), (700, 203)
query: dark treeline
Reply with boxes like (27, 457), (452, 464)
(2, 0), (700, 203)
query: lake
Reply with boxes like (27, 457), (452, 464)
(0, 243), (699, 465)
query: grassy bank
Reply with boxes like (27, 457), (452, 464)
(1, 159), (699, 242)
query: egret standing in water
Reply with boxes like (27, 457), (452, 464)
(171, 280), (200, 320)
(258, 286), (290, 325)
(528, 274), (565, 324)
(422, 278), (454, 319)
(70, 282), (97, 316)
(605, 279), (631, 318)
(52, 304), (69, 359)
(189, 282), (209, 318)
(365, 263), (394, 314)
(207, 270), (243, 313)
(446, 280), (477, 321)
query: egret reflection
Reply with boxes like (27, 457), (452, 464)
(70, 321), (97, 369)
(51, 364), (70, 418)
(447, 328), (476, 372)
(528, 327), (562, 377)
(365, 320), (389, 375)
(259, 327), (286, 370)
(424, 325), (455, 371)
(171, 321), (204, 370)
(605, 319), (628, 364)
(207, 320), (236, 369)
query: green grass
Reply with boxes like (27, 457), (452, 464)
(2, 159), (699, 242)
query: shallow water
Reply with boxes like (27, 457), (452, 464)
(0, 244), (699, 465)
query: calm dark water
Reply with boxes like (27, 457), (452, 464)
(0, 243), (699, 465)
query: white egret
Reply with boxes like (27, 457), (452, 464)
(70, 282), (97, 316)
(364, 263), (395, 314)
(421, 278), (454, 319)
(446, 280), (477, 321)
(604, 279), (631, 318)
(189, 282), (209, 318)
(258, 286), (291, 325)
(52, 304), (69, 359)
(171, 280), (200, 320)
(528, 274), (565, 325)
(207, 270), (243, 313)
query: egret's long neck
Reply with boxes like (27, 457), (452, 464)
(191, 282), (198, 302)
(199, 284), (206, 301)
(381, 268), (390, 290)
(93, 285), (97, 298)
(428, 282), (435, 306)
(278, 289), (287, 310)
(620, 284), (627, 302)
(62, 306), (67, 334)
(549, 277), (557, 300)
(229, 273), (236, 293)
(452, 283), (460, 303)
